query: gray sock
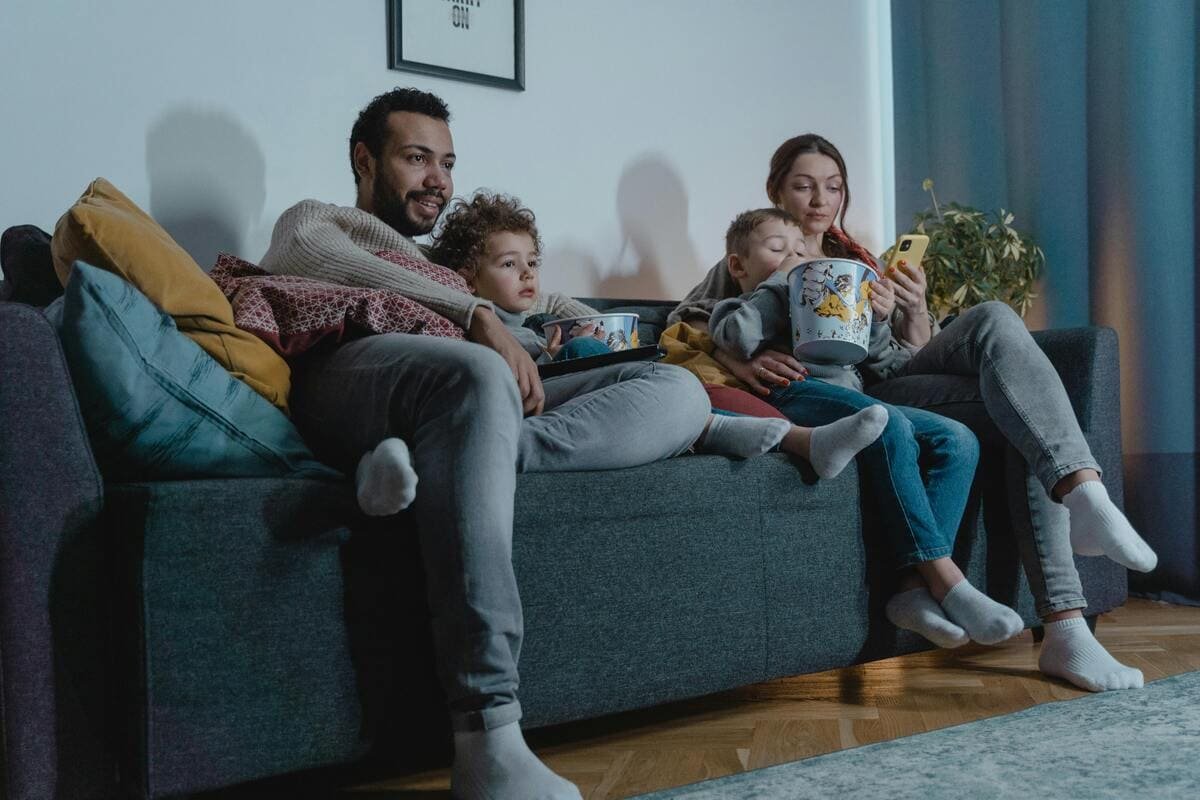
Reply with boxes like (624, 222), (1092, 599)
(808, 405), (889, 478)
(939, 580), (1025, 645)
(355, 437), (418, 516)
(885, 587), (970, 649)
(696, 414), (790, 458)
(452, 721), (582, 800)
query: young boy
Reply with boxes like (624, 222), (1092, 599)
(710, 208), (1024, 649)
(431, 191), (888, 469)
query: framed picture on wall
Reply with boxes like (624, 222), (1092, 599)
(388, 0), (525, 91)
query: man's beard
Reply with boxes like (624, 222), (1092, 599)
(373, 180), (444, 237)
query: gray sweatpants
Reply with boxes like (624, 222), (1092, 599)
(868, 301), (1102, 618)
(289, 333), (709, 731)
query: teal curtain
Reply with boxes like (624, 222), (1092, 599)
(892, 0), (1199, 601)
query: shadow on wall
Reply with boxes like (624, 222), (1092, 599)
(145, 108), (267, 271)
(591, 153), (704, 301)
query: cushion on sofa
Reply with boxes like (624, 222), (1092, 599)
(208, 252), (465, 359)
(55, 261), (338, 481)
(50, 178), (291, 410)
(0, 225), (63, 306)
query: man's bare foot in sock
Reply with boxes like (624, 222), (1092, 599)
(355, 437), (418, 516)
(452, 722), (582, 800)
(1038, 615), (1144, 691)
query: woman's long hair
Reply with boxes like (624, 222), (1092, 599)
(766, 134), (861, 261)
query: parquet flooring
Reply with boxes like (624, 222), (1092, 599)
(348, 598), (1200, 798)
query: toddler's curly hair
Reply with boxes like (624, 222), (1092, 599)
(429, 191), (542, 277)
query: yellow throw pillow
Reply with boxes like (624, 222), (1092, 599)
(51, 178), (290, 411)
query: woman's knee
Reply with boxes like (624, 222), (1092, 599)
(962, 300), (1027, 343)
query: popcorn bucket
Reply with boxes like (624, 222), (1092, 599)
(542, 313), (640, 352)
(787, 258), (879, 364)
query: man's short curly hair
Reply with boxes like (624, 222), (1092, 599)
(725, 207), (801, 258)
(350, 87), (450, 185)
(429, 192), (542, 277)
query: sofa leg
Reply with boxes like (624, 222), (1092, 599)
(1031, 613), (1099, 644)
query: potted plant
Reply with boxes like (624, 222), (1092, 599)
(885, 179), (1046, 321)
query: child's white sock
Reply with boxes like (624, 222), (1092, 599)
(808, 405), (889, 478)
(452, 721), (582, 800)
(885, 587), (970, 648)
(1038, 616), (1144, 692)
(696, 414), (790, 458)
(939, 580), (1025, 645)
(355, 437), (418, 516)
(1062, 481), (1157, 572)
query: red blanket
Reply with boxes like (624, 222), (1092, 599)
(209, 252), (466, 358)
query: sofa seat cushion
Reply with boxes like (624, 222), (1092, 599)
(50, 178), (292, 410)
(55, 261), (337, 481)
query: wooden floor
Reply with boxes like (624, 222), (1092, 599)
(348, 598), (1200, 798)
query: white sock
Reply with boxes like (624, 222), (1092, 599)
(696, 414), (790, 458)
(807, 405), (889, 479)
(1062, 481), (1157, 572)
(885, 587), (970, 649)
(452, 721), (582, 800)
(355, 437), (418, 516)
(939, 580), (1025, 645)
(1038, 616), (1144, 692)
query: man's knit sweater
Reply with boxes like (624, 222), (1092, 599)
(260, 200), (593, 330)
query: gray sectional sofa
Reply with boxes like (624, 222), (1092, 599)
(0, 295), (1128, 799)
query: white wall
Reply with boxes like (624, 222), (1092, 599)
(1, 0), (893, 300)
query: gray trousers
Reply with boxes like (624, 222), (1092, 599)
(290, 333), (709, 731)
(869, 301), (1101, 617)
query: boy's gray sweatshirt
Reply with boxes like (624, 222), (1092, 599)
(709, 271), (913, 392)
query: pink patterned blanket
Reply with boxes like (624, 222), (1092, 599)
(209, 251), (467, 358)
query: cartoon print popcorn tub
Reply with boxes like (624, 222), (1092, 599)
(542, 313), (640, 352)
(788, 258), (878, 364)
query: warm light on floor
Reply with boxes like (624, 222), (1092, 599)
(349, 598), (1200, 799)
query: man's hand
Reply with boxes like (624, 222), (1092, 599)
(468, 306), (545, 415)
(713, 348), (807, 396)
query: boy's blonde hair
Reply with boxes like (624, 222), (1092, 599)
(724, 207), (801, 259)
(429, 191), (542, 277)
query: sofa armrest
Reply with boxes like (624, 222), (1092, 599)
(1030, 326), (1124, 501)
(0, 301), (111, 799)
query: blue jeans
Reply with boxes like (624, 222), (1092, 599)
(768, 378), (979, 566)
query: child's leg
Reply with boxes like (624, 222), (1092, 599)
(701, 385), (885, 473)
(914, 557), (1024, 645)
(356, 437), (418, 516)
(779, 406), (889, 478)
(694, 413), (791, 458)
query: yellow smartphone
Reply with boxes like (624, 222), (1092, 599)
(885, 233), (929, 277)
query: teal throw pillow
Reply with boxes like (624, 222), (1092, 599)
(56, 261), (339, 481)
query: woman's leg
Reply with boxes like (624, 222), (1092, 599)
(898, 301), (1155, 573)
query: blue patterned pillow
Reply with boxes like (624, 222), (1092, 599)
(55, 261), (339, 481)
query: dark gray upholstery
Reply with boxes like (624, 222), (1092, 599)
(0, 299), (1128, 799)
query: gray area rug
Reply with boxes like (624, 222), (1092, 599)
(635, 670), (1200, 799)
